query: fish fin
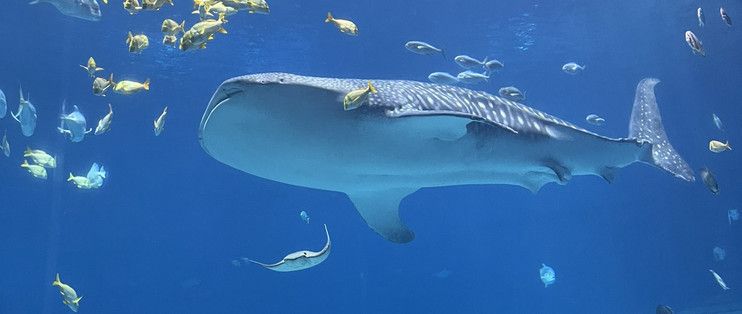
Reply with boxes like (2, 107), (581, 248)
(52, 273), (61, 286)
(629, 78), (694, 182)
(599, 166), (618, 183)
(67, 173), (74, 181)
(325, 12), (333, 23)
(73, 296), (82, 305)
(143, 79), (150, 91)
(367, 81), (377, 94)
(544, 160), (572, 184)
(11, 111), (21, 123)
(108, 73), (115, 85)
(219, 28), (228, 34)
(85, 128), (93, 134)
(346, 188), (416, 243)
(179, 21), (186, 33)
(78, 65), (87, 70)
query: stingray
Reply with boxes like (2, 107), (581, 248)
(59, 103), (92, 142)
(248, 224), (331, 272)
(198, 74), (694, 243)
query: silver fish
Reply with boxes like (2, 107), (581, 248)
(1, 130), (9, 157)
(562, 62), (586, 75)
(29, 0), (102, 21)
(248, 224), (331, 272)
(456, 71), (489, 84)
(404, 41), (444, 57)
(58, 103), (92, 143)
(698, 8), (705, 27)
(721, 7), (732, 27)
(585, 114), (605, 126)
(700, 167), (719, 194)
(709, 269), (730, 290)
(684, 31), (705, 57)
(11, 87), (37, 137)
(484, 59), (504, 73)
(0, 89), (6, 118)
(427, 72), (459, 85)
(454, 55), (486, 69)
(712, 113), (723, 131)
(498, 86), (525, 101)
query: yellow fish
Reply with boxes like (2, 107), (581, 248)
(52, 274), (82, 312)
(325, 12), (358, 36)
(79, 57), (103, 78)
(126, 32), (149, 53)
(21, 160), (47, 179)
(343, 81), (377, 110)
(23, 148), (56, 168)
(161, 19), (185, 35)
(113, 78), (151, 95)
(709, 140), (732, 153)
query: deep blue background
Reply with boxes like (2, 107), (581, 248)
(0, 0), (740, 313)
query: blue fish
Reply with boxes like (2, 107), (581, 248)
(198, 74), (693, 243)
(59, 103), (92, 142)
(29, 0), (102, 22)
(456, 71), (489, 84)
(427, 72), (459, 85)
(539, 264), (556, 287)
(86, 163), (107, 188)
(11, 87), (37, 137)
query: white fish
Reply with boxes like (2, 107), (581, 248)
(712, 113), (723, 131)
(729, 209), (739, 225)
(698, 8), (705, 27)
(248, 224), (331, 272)
(427, 72), (459, 85)
(454, 55), (486, 69)
(539, 264), (556, 287)
(562, 62), (586, 75)
(498, 86), (525, 101)
(713, 246), (726, 261)
(720, 7), (732, 27)
(94, 104), (113, 135)
(11, 86), (38, 137)
(154, 106), (168, 136)
(299, 210), (310, 224)
(709, 269), (730, 290)
(58, 103), (92, 143)
(685, 31), (705, 57)
(1, 130), (9, 157)
(404, 41), (444, 57)
(456, 71), (489, 84)
(586, 114), (605, 126)
(0, 88), (6, 118)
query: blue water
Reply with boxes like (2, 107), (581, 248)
(1, 0), (740, 313)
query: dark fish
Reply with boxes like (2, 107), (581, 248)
(700, 167), (719, 194)
(720, 7), (732, 27)
(656, 305), (674, 314)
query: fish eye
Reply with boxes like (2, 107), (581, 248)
(278, 78), (285, 83)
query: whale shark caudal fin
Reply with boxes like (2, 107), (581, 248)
(347, 188), (417, 243)
(629, 78), (694, 182)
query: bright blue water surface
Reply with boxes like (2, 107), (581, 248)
(1, 0), (741, 313)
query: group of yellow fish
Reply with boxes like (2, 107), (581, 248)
(20, 148), (56, 180)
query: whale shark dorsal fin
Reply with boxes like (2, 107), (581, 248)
(347, 188), (417, 243)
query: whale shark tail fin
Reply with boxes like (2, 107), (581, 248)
(347, 188), (416, 243)
(629, 78), (695, 182)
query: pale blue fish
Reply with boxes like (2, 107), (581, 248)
(484, 59), (504, 74)
(0, 89), (6, 118)
(299, 210), (310, 224)
(427, 72), (460, 85)
(58, 103), (92, 143)
(713, 246), (725, 261)
(248, 224), (331, 272)
(29, 0), (102, 21)
(499, 86), (525, 101)
(586, 114), (605, 126)
(456, 71), (489, 84)
(712, 113), (723, 131)
(729, 209), (739, 225)
(11, 87), (37, 137)
(198, 74), (693, 243)
(404, 41), (445, 57)
(86, 163), (106, 188)
(539, 263), (556, 287)
(454, 55), (486, 69)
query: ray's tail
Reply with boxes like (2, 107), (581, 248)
(629, 78), (695, 181)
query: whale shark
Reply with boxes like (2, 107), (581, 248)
(198, 73), (694, 243)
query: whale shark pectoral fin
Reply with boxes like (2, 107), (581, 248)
(347, 188), (417, 243)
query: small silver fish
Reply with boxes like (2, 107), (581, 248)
(684, 31), (705, 57)
(562, 62), (586, 75)
(456, 71), (489, 84)
(29, 0), (102, 21)
(0, 89), (6, 118)
(427, 72), (459, 85)
(712, 113), (723, 131)
(454, 55), (486, 69)
(709, 269), (730, 290)
(720, 7), (732, 27)
(698, 8), (705, 27)
(299, 210), (310, 224)
(700, 167), (719, 195)
(585, 114), (605, 126)
(1, 130), (9, 157)
(498, 86), (525, 101)
(404, 41), (444, 57)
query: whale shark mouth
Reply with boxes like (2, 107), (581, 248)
(199, 73), (693, 244)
